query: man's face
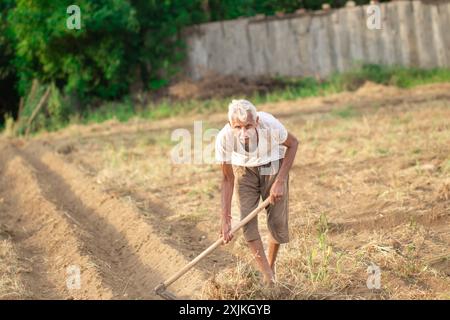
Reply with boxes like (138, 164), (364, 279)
(230, 116), (259, 144)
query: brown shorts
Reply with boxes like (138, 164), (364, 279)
(233, 159), (289, 244)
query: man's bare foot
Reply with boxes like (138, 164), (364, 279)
(263, 270), (276, 286)
(261, 280), (282, 298)
(259, 267), (275, 286)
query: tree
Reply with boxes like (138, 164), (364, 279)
(0, 0), (19, 122)
(8, 0), (139, 100)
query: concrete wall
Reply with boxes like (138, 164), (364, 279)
(183, 0), (450, 79)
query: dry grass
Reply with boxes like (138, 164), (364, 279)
(200, 94), (450, 299)
(0, 231), (28, 299)
(1, 115), (16, 138)
(29, 82), (450, 299)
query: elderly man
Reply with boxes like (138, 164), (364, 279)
(215, 99), (299, 285)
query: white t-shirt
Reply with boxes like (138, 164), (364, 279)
(215, 111), (288, 167)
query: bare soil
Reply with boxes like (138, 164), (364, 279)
(1, 81), (449, 299)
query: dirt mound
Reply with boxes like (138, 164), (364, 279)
(1, 81), (449, 300)
(168, 74), (285, 100)
(355, 81), (403, 98)
(0, 141), (206, 299)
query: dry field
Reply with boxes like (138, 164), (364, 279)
(1, 82), (449, 299)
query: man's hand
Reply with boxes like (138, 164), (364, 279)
(268, 131), (298, 204)
(221, 216), (233, 244)
(270, 178), (286, 204)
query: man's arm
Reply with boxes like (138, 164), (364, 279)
(270, 132), (299, 203)
(221, 163), (234, 243)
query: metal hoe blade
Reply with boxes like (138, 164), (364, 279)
(155, 283), (177, 300)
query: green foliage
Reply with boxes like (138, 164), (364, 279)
(0, 0), (19, 122)
(329, 64), (450, 91)
(12, 81), (71, 134)
(131, 0), (206, 86)
(47, 82), (71, 130)
(0, 0), (443, 131)
(14, 80), (46, 135)
(0, 1), (15, 80)
(3, 0), (208, 109)
(332, 106), (357, 119)
(9, 0), (140, 100)
(82, 99), (136, 124)
(0, 0), (390, 127)
(206, 0), (387, 20)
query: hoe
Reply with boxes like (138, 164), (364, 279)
(154, 197), (271, 300)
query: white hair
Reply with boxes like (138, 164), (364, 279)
(228, 99), (258, 123)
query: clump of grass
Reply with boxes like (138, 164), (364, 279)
(306, 213), (333, 283)
(441, 159), (450, 175)
(328, 64), (450, 91)
(202, 261), (264, 300)
(82, 99), (136, 124)
(11, 82), (73, 136)
(0, 238), (29, 299)
(331, 106), (358, 119)
(2, 114), (16, 137)
(203, 212), (352, 299)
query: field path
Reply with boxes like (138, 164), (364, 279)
(0, 141), (206, 299)
(1, 81), (449, 299)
